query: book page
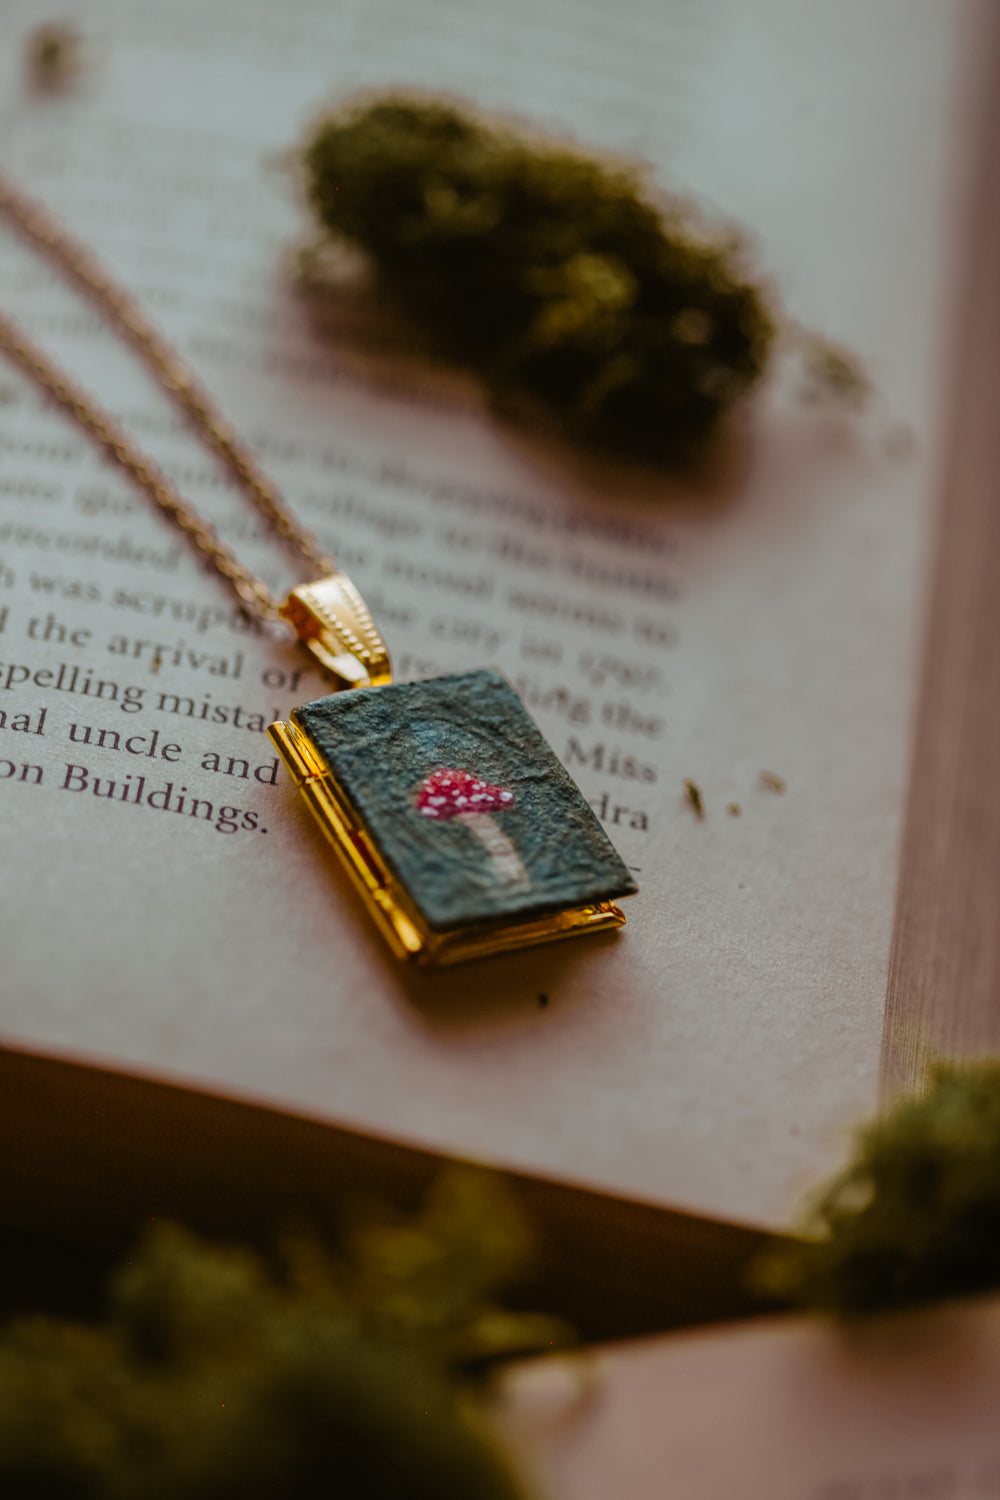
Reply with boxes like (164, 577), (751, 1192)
(501, 1295), (1000, 1499)
(0, 0), (982, 1228)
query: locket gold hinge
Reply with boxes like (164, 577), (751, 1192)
(281, 573), (392, 690)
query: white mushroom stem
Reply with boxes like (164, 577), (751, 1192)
(457, 810), (529, 887)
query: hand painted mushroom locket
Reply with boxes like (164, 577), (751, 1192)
(269, 579), (636, 966)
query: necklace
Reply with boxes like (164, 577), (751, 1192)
(0, 170), (636, 966)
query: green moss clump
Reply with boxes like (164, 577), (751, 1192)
(755, 1062), (1000, 1315)
(0, 1170), (557, 1499)
(301, 94), (776, 464)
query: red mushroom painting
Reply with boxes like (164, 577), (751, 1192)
(415, 767), (528, 887)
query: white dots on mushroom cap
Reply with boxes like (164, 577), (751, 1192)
(415, 766), (517, 816)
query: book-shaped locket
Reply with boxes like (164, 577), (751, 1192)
(268, 669), (636, 966)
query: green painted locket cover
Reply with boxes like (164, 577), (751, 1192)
(292, 669), (637, 933)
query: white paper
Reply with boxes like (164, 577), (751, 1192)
(0, 0), (982, 1228)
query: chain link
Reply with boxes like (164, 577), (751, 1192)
(0, 169), (337, 622)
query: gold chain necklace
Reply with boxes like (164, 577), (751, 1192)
(0, 169), (636, 966)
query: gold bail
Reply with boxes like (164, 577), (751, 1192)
(281, 573), (392, 690)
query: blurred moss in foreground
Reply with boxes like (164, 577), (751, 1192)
(0, 1170), (561, 1499)
(755, 1062), (1000, 1315)
(302, 93), (776, 466)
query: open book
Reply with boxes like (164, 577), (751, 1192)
(0, 0), (996, 1330)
